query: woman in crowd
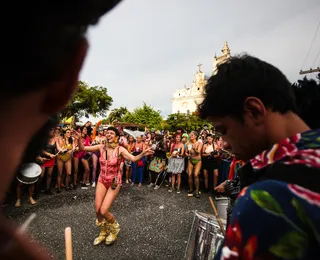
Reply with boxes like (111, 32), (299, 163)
(148, 133), (167, 189)
(125, 135), (135, 184)
(73, 126), (91, 189)
(56, 128), (75, 192)
(185, 131), (202, 198)
(37, 128), (58, 195)
(131, 135), (145, 187)
(201, 134), (220, 192)
(167, 134), (184, 194)
(73, 127), (153, 246)
(91, 128), (105, 188)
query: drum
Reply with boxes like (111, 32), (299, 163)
(185, 211), (226, 260)
(16, 163), (42, 184)
(215, 197), (229, 220)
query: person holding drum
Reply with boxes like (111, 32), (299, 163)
(167, 134), (184, 193)
(72, 127), (154, 246)
(185, 131), (203, 198)
(36, 127), (58, 196)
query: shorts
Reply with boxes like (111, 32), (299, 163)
(42, 158), (55, 168)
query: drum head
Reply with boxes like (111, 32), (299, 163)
(17, 163), (42, 184)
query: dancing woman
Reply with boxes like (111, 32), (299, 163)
(72, 127), (154, 246)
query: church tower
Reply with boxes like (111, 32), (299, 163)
(212, 41), (231, 75)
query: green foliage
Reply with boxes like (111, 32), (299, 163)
(122, 102), (163, 129)
(106, 106), (129, 123)
(165, 113), (211, 132)
(61, 81), (113, 119)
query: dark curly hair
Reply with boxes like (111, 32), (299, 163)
(198, 54), (297, 120)
(3, 0), (122, 98)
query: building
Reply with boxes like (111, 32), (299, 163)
(172, 41), (231, 114)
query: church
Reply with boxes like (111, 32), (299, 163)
(172, 41), (231, 114)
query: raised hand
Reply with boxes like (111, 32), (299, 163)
(143, 147), (155, 156)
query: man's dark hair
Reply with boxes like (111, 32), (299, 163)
(107, 126), (120, 137)
(4, 0), (122, 98)
(198, 54), (297, 120)
(292, 74), (320, 129)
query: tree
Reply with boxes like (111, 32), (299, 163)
(60, 81), (113, 119)
(165, 113), (212, 132)
(122, 102), (163, 129)
(105, 106), (129, 123)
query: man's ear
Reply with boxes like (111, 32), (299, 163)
(243, 97), (266, 125)
(41, 37), (88, 115)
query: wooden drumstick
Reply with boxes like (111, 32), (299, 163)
(65, 227), (73, 260)
(209, 197), (226, 237)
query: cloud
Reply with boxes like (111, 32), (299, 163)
(80, 0), (320, 119)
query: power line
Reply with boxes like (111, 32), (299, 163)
(311, 49), (320, 67)
(301, 20), (320, 69)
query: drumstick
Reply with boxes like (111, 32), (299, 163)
(208, 197), (226, 237)
(65, 227), (73, 260)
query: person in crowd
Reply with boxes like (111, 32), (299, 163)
(148, 133), (168, 190)
(91, 128), (105, 188)
(131, 135), (145, 187)
(36, 127), (58, 196)
(185, 131), (202, 198)
(73, 126), (91, 189)
(56, 128), (76, 192)
(124, 135), (135, 184)
(167, 134), (184, 193)
(201, 134), (220, 192)
(72, 127), (153, 246)
(199, 54), (320, 259)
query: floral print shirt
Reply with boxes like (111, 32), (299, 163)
(215, 129), (320, 260)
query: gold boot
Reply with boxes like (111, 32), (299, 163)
(93, 219), (108, 245)
(105, 219), (120, 245)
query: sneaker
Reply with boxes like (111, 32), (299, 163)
(81, 184), (88, 190)
(86, 182), (90, 186)
(92, 182), (96, 188)
(168, 187), (173, 192)
(195, 191), (201, 198)
(154, 185), (160, 190)
(148, 183), (154, 188)
(188, 190), (194, 197)
(177, 189), (181, 194)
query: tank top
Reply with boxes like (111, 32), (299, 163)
(42, 140), (56, 159)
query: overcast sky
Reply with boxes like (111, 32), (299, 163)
(80, 0), (320, 122)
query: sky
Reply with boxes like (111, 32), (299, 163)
(80, 0), (320, 123)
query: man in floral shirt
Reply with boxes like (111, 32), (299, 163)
(198, 54), (320, 259)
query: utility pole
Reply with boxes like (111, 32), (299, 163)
(299, 67), (320, 75)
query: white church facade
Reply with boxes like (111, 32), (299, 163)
(172, 41), (231, 114)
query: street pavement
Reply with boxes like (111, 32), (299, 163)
(4, 183), (212, 260)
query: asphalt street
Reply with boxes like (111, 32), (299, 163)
(4, 183), (212, 260)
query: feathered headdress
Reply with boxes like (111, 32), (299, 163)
(91, 120), (102, 140)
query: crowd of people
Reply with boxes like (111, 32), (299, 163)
(12, 122), (242, 208)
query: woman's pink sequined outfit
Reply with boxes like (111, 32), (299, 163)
(98, 146), (122, 189)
